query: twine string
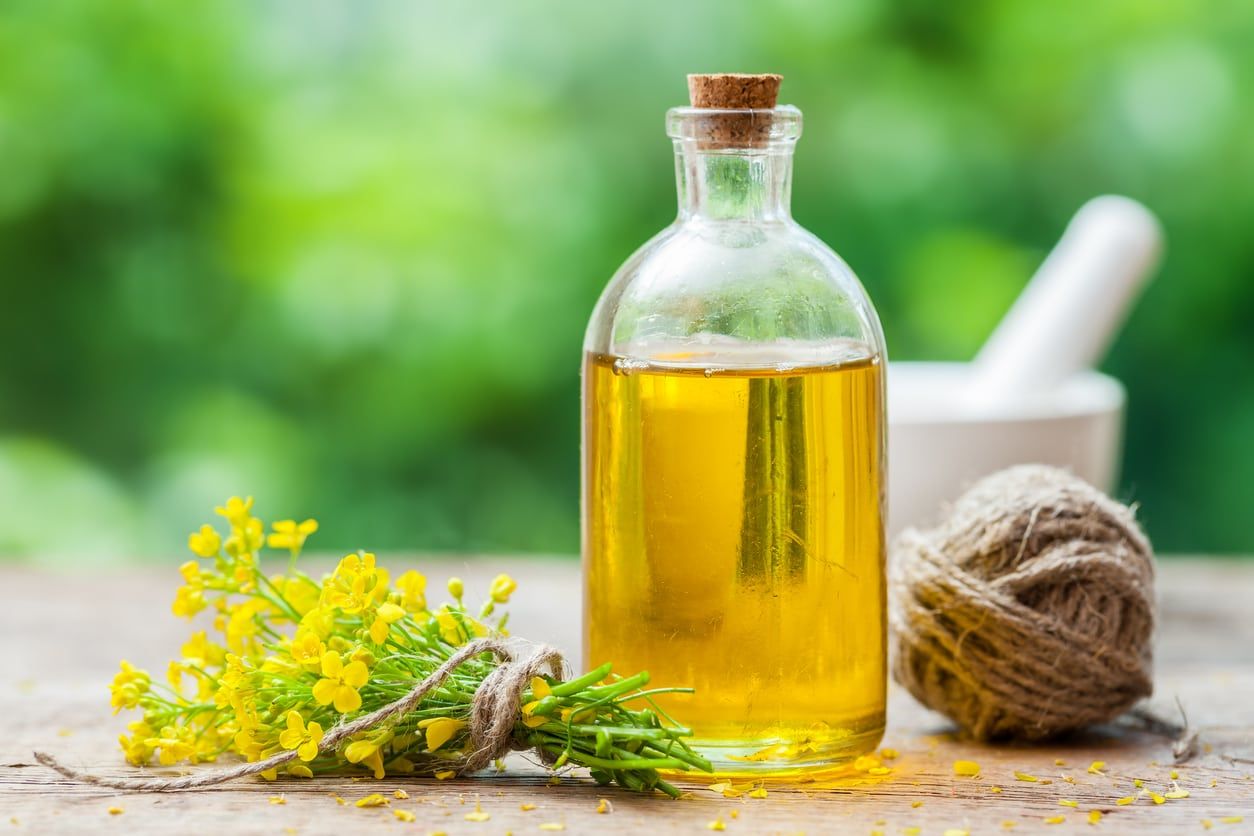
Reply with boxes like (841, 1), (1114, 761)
(35, 638), (563, 791)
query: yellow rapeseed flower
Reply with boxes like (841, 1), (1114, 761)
(215, 496), (255, 528)
(109, 661), (151, 713)
(171, 583), (206, 618)
(344, 734), (390, 779)
(312, 651), (369, 713)
(147, 724), (196, 765)
(289, 631), (325, 670)
(419, 717), (468, 752)
(188, 524), (221, 557)
(435, 606), (466, 645)
(267, 519), (318, 553)
(324, 553), (388, 614)
(368, 602), (406, 644)
(530, 676), (553, 699)
(396, 570), (427, 612)
(224, 517), (264, 559)
(118, 720), (155, 766)
(278, 710), (323, 762)
(447, 577), (464, 601)
(489, 574), (517, 604)
(181, 630), (225, 667)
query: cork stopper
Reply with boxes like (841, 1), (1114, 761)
(687, 73), (782, 109)
(684, 73), (783, 149)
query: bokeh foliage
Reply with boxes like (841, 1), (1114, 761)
(1, 0), (1251, 559)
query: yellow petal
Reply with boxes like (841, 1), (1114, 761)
(531, 676), (553, 699)
(377, 602), (405, 623)
(311, 678), (337, 706)
(333, 685), (362, 713)
(320, 651), (341, 678)
(953, 760), (981, 777)
(341, 660), (369, 689)
(369, 618), (389, 644)
(424, 718), (467, 752)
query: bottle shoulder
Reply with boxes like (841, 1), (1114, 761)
(584, 219), (885, 362)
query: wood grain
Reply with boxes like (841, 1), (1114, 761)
(3, 557), (1252, 834)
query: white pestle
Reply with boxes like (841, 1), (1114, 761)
(963, 195), (1163, 410)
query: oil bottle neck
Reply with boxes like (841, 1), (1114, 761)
(674, 145), (795, 223)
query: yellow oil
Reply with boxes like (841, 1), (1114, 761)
(582, 347), (886, 775)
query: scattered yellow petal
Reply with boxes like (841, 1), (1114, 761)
(356, 793), (390, 808)
(269, 794), (286, 805)
(943, 829), (970, 836)
(1040, 779), (1054, 785)
(1044, 815), (1066, 825)
(1063, 775), (1076, 784)
(1220, 816), (1243, 824)
(855, 755), (883, 771)
(1059, 800), (1079, 808)
(394, 789), (409, 800)
(868, 767), (892, 776)
(1165, 788), (1190, 799)
(1148, 791), (1166, 805)
(989, 786), (1003, 794)
(519, 803), (537, 812)
(1170, 770), (1179, 780)
(1087, 810), (1102, 825)
(334, 795), (348, 806)
(729, 810), (739, 819)
(434, 770), (456, 780)
(903, 828), (921, 836)
(57, 729), (74, 737)
(749, 787), (768, 798)
(881, 748), (900, 760)
(1088, 761), (1106, 775)
(107, 807), (124, 816)
(1202, 820), (1213, 830)
(707, 821), (726, 832)
(911, 800), (924, 808)
(1002, 822), (1017, 830)
(1134, 778), (1145, 788)
(1210, 778), (1218, 788)
(1015, 771), (1039, 782)
(1055, 758), (1066, 766)
(394, 809), (416, 822)
(1116, 796), (1135, 806)
(708, 782), (742, 798)
(596, 798), (611, 814)
(539, 824), (566, 832)
(953, 760), (981, 777)
(464, 801), (490, 822)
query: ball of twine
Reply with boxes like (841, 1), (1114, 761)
(890, 464), (1156, 741)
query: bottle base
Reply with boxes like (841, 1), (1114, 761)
(673, 717), (886, 779)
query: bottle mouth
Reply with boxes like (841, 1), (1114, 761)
(666, 105), (802, 148)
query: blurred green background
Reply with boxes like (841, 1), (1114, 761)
(2, 0), (1251, 561)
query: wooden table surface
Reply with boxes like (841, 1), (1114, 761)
(2, 556), (1252, 834)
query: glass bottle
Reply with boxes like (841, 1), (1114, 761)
(582, 75), (887, 775)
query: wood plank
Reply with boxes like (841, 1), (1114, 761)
(2, 557), (1252, 834)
